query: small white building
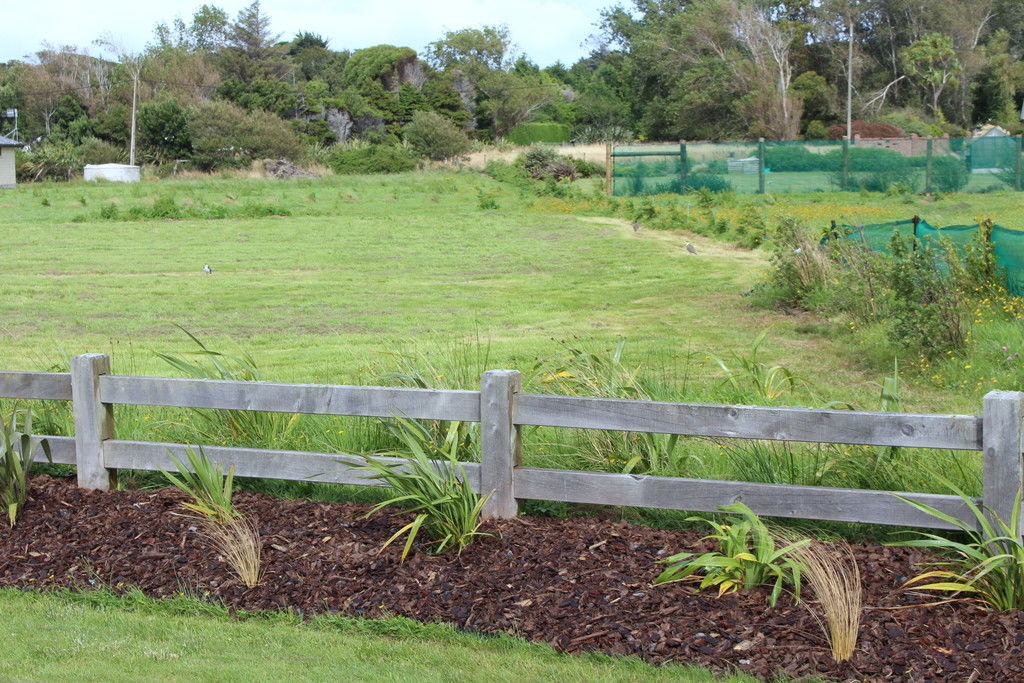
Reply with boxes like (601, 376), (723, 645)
(84, 163), (141, 183)
(727, 156), (760, 174)
(0, 135), (20, 188)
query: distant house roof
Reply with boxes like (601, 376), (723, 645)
(973, 124), (1010, 138)
(0, 135), (21, 147)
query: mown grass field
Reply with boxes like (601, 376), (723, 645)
(5, 172), (1022, 394)
(0, 589), (750, 682)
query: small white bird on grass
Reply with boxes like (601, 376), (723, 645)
(685, 242), (697, 254)
(203, 264), (213, 275)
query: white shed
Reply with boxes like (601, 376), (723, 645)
(84, 163), (141, 183)
(727, 156), (760, 174)
(0, 135), (20, 188)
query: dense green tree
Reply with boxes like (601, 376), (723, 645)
(138, 98), (192, 160)
(901, 33), (962, 119)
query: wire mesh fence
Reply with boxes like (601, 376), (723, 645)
(609, 136), (1024, 196)
(826, 217), (1024, 296)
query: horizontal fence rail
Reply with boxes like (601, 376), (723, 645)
(3, 355), (1022, 531)
(516, 394), (983, 450)
(99, 375), (481, 421)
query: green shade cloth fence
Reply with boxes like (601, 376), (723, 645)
(611, 137), (1024, 196)
(828, 217), (1024, 296)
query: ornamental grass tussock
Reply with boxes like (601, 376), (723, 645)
(161, 446), (263, 588)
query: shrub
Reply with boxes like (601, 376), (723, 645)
(483, 159), (531, 186)
(765, 145), (826, 172)
(704, 159), (728, 174)
(929, 155), (969, 192)
(507, 122), (571, 145)
(77, 137), (125, 165)
(325, 144), (419, 175)
(518, 146), (575, 180)
(188, 100), (303, 170)
(1, 410), (51, 527)
(352, 417), (490, 561)
(654, 502), (808, 607)
(139, 98), (193, 162)
(17, 142), (81, 182)
(570, 157), (604, 178)
(885, 231), (966, 355)
(804, 120), (829, 140)
(403, 110), (471, 161)
(683, 173), (732, 193)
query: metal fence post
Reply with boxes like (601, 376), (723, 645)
(982, 391), (1024, 527)
(925, 138), (933, 193)
(71, 353), (116, 490)
(479, 370), (521, 519)
(1016, 136), (1022, 192)
(757, 137), (766, 194)
(604, 142), (613, 196)
(679, 140), (688, 192)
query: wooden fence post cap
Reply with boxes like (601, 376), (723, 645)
(72, 353), (111, 369)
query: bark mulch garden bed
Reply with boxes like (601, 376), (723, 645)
(3, 475), (1023, 681)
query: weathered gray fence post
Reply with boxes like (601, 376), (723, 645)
(479, 370), (521, 519)
(982, 390), (1024, 527)
(71, 353), (116, 490)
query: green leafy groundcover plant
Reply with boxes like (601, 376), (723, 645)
(654, 502), (808, 607)
(352, 417), (491, 561)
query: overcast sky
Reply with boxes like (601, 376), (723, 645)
(3, 0), (616, 66)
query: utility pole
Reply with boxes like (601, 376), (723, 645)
(129, 70), (138, 166)
(846, 17), (854, 141)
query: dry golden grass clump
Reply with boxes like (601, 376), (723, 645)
(162, 446), (263, 588)
(202, 515), (263, 588)
(793, 540), (863, 662)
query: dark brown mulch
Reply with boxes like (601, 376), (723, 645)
(3, 476), (1022, 681)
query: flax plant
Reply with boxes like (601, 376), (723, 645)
(352, 417), (490, 562)
(1, 409), (51, 527)
(161, 447), (238, 523)
(533, 340), (698, 475)
(708, 332), (803, 405)
(892, 492), (1024, 610)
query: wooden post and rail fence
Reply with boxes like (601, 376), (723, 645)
(2, 354), (1022, 530)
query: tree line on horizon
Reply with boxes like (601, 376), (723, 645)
(0, 0), (1022, 177)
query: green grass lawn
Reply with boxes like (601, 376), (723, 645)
(0, 589), (749, 682)
(8, 170), (1018, 409)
